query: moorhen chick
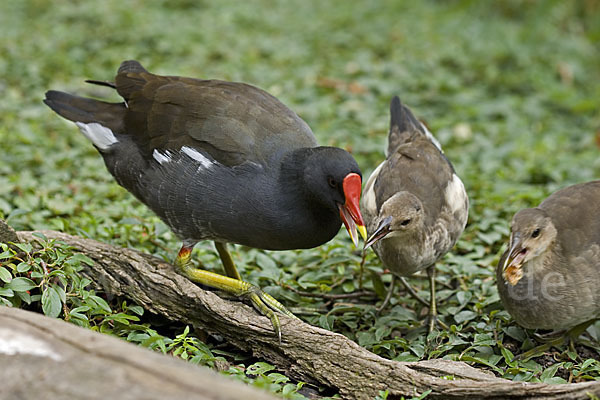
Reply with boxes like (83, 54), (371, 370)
(44, 60), (367, 339)
(497, 181), (600, 334)
(361, 97), (469, 332)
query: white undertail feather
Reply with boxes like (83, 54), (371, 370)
(182, 146), (215, 169)
(75, 122), (118, 150)
(362, 161), (386, 216)
(420, 123), (443, 152)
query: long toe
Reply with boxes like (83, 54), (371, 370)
(177, 264), (297, 339)
(247, 287), (300, 342)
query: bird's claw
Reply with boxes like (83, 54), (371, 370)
(243, 284), (299, 343)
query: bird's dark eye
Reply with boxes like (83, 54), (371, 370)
(400, 219), (411, 226)
(531, 228), (541, 238)
(328, 177), (337, 188)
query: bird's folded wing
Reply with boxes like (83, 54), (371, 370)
(115, 67), (317, 167)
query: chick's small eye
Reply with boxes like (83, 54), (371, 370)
(328, 177), (337, 188)
(532, 228), (541, 238)
(400, 219), (411, 226)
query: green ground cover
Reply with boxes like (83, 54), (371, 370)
(1, 0), (599, 398)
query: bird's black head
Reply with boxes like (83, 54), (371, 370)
(295, 146), (367, 245)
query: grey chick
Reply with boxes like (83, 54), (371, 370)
(497, 181), (600, 332)
(361, 96), (469, 332)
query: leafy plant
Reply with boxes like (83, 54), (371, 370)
(1, 0), (599, 398)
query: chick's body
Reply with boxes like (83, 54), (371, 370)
(497, 181), (600, 330)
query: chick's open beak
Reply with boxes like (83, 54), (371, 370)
(339, 173), (367, 247)
(502, 233), (527, 285)
(364, 215), (393, 249)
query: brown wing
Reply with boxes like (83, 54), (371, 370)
(373, 137), (455, 225)
(540, 181), (600, 257)
(114, 60), (317, 167)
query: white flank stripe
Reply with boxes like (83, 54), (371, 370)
(182, 146), (214, 169)
(152, 149), (171, 164)
(445, 173), (467, 214)
(75, 122), (118, 150)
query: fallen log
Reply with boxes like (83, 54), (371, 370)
(11, 229), (600, 399)
(0, 306), (277, 400)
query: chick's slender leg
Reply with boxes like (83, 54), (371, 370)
(399, 276), (429, 307)
(424, 265), (450, 333)
(426, 266), (438, 333)
(377, 275), (396, 313)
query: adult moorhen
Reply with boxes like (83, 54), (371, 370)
(44, 60), (367, 339)
(497, 181), (600, 337)
(361, 97), (469, 332)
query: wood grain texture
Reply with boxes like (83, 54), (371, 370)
(12, 229), (600, 400)
(0, 306), (277, 400)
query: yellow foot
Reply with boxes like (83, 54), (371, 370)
(178, 262), (298, 342)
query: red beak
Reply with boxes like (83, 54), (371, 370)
(338, 173), (367, 246)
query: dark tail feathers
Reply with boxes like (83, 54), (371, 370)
(387, 96), (427, 155)
(44, 90), (125, 133)
(389, 96), (424, 135)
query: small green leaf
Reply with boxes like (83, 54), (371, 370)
(246, 362), (275, 376)
(90, 295), (112, 313)
(266, 372), (288, 385)
(6, 277), (36, 291)
(500, 345), (516, 367)
(0, 267), (12, 283)
(0, 249), (13, 259)
(370, 270), (386, 298)
(31, 232), (48, 241)
(68, 312), (88, 322)
(16, 262), (30, 273)
(454, 310), (477, 324)
(42, 286), (62, 318)
(128, 305), (144, 316)
(540, 362), (561, 382)
(53, 284), (66, 303)
(71, 253), (95, 266)
(70, 306), (91, 313)
(456, 291), (472, 306)
(342, 281), (355, 293)
(13, 243), (33, 254)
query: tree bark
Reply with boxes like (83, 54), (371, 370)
(11, 229), (600, 400)
(0, 306), (278, 400)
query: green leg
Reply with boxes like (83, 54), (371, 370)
(174, 242), (298, 342)
(215, 242), (241, 280)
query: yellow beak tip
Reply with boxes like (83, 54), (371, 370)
(358, 225), (367, 241)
